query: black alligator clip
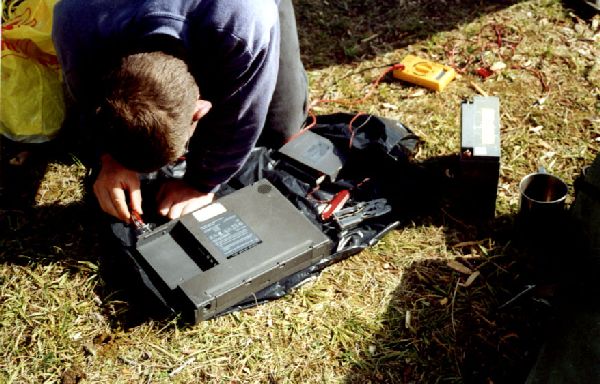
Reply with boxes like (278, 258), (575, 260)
(332, 198), (392, 230)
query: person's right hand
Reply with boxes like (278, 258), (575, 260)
(93, 154), (142, 222)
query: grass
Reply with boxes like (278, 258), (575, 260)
(1, 0), (600, 382)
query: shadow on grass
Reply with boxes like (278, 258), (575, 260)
(343, 246), (553, 383)
(295, 0), (523, 70)
(0, 137), (100, 268)
(0, 135), (169, 329)
(342, 224), (596, 383)
(342, 210), (566, 382)
(0, 201), (101, 269)
(295, 0), (598, 71)
(341, 157), (587, 382)
(0, 198), (174, 330)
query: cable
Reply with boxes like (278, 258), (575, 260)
(287, 63), (405, 146)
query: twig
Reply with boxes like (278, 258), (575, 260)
(451, 278), (460, 336)
(498, 284), (536, 309)
(440, 208), (471, 229)
(452, 240), (486, 248)
(169, 357), (195, 378)
(469, 81), (489, 96)
(147, 342), (179, 361)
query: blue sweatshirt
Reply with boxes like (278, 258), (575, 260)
(52, 0), (280, 192)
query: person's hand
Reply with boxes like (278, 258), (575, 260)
(156, 179), (215, 219)
(93, 154), (142, 222)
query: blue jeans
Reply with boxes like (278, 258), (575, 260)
(259, 0), (308, 148)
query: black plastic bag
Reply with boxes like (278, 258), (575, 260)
(104, 113), (421, 320)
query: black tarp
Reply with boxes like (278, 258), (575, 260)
(103, 113), (422, 321)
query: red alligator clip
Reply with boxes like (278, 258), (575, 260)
(321, 190), (350, 221)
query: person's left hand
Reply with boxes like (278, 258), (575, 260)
(156, 179), (215, 219)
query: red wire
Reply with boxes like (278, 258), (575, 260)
(347, 112), (366, 148)
(445, 22), (523, 75)
(286, 64), (404, 144)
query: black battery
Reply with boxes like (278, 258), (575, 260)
(458, 96), (501, 219)
(277, 130), (345, 185)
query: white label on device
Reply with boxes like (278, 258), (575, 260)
(473, 146), (488, 156)
(480, 107), (496, 145)
(192, 202), (227, 223)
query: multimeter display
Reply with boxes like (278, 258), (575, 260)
(393, 54), (456, 91)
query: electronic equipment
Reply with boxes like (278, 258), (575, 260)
(458, 96), (501, 219)
(392, 54), (456, 92)
(277, 130), (345, 185)
(133, 179), (333, 323)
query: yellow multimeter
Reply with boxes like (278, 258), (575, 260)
(393, 54), (456, 92)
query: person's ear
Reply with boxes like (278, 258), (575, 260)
(192, 99), (212, 122)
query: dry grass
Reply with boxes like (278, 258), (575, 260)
(1, 0), (599, 383)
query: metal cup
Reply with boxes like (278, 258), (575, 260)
(519, 170), (568, 217)
(517, 169), (569, 281)
(518, 168), (568, 246)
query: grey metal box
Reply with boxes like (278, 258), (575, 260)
(134, 179), (332, 323)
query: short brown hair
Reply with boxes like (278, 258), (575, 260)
(96, 51), (199, 173)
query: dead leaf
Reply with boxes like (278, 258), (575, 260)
(61, 366), (86, 384)
(408, 89), (426, 97)
(361, 33), (379, 43)
(82, 342), (97, 357)
(538, 140), (554, 150)
(529, 125), (543, 134)
(405, 310), (413, 331)
(462, 271), (481, 287)
(490, 61), (506, 71)
(447, 259), (472, 275)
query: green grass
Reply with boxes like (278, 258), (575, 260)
(2, 0), (600, 382)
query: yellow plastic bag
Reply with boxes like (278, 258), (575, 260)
(1, 0), (65, 143)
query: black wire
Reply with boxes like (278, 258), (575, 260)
(336, 63), (398, 81)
